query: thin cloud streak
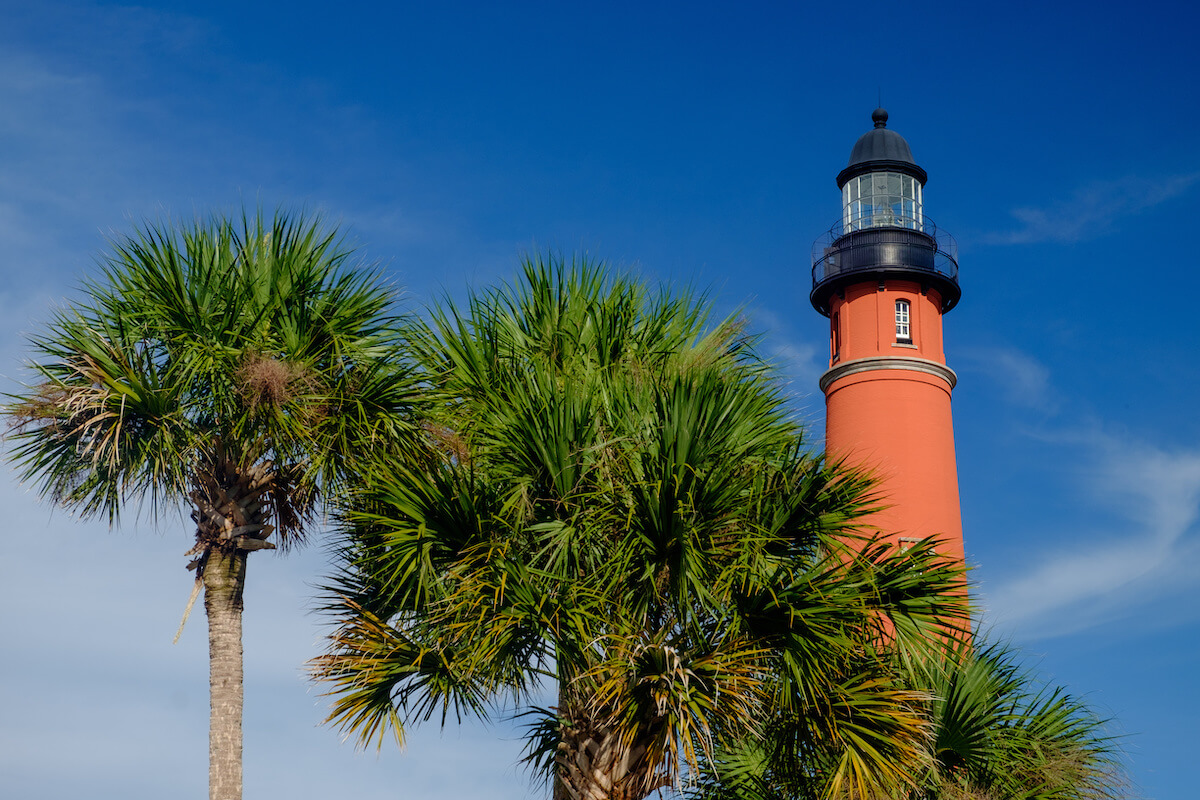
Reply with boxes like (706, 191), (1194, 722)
(751, 306), (825, 397)
(958, 345), (1056, 412)
(771, 338), (824, 397)
(980, 427), (1200, 640)
(983, 171), (1200, 245)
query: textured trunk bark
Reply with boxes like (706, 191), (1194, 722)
(204, 547), (248, 800)
(557, 725), (662, 800)
(190, 453), (274, 800)
(555, 686), (665, 800)
(558, 725), (657, 800)
(554, 683), (569, 800)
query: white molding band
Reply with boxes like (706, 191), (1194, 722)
(820, 356), (957, 393)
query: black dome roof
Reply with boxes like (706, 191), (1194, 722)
(836, 108), (927, 188)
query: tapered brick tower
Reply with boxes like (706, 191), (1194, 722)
(810, 108), (963, 562)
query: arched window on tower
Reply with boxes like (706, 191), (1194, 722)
(831, 311), (841, 362)
(895, 299), (911, 343)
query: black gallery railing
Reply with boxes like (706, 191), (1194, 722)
(811, 215), (959, 288)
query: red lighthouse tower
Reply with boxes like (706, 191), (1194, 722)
(810, 109), (963, 562)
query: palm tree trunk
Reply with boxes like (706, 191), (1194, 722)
(555, 684), (665, 800)
(204, 547), (248, 800)
(558, 725), (659, 800)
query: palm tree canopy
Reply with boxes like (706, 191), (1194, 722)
(689, 637), (1126, 800)
(915, 639), (1125, 800)
(313, 256), (969, 800)
(6, 209), (419, 543)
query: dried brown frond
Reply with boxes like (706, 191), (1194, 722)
(9, 353), (114, 428)
(7, 385), (72, 434)
(190, 454), (273, 541)
(236, 353), (314, 410)
(423, 421), (471, 465)
(268, 460), (316, 545)
(186, 448), (319, 556)
(8, 357), (130, 471)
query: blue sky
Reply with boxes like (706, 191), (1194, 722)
(1, 1), (1197, 797)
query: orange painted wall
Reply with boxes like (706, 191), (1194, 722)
(830, 280), (945, 365)
(823, 279), (963, 562)
(824, 371), (964, 561)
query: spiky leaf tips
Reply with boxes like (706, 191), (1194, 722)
(312, 255), (969, 800)
(5, 209), (421, 800)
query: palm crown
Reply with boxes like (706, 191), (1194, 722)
(9, 210), (415, 531)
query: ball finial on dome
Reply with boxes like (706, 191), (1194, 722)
(872, 107), (888, 128)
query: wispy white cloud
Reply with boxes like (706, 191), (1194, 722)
(0, 8), (455, 306)
(983, 171), (1200, 245)
(771, 338), (823, 392)
(957, 345), (1056, 412)
(750, 307), (825, 393)
(979, 426), (1200, 640)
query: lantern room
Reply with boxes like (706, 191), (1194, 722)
(810, 108), (959, 317)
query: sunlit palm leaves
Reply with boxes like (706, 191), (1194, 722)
(313, 255), (968, 800)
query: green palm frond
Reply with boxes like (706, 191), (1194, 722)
(312, 598), (496, 749)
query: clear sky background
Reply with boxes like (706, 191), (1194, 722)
(1, 1), (1197, 798)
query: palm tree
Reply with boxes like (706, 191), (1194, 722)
(311, 256), (969, 800)
(911, 638), (1124, 800)
(5, 210), (420, 800)
(686, 637), (1125, 800)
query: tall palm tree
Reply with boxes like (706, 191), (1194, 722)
(5, 210), (420, 800)
(311, 256), (968, 800)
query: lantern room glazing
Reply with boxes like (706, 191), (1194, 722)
(842, 171), (923, 231)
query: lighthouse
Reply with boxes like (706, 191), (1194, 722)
(810, 108), (963, 563)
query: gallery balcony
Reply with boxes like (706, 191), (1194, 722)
(810, 215), (960, 316)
